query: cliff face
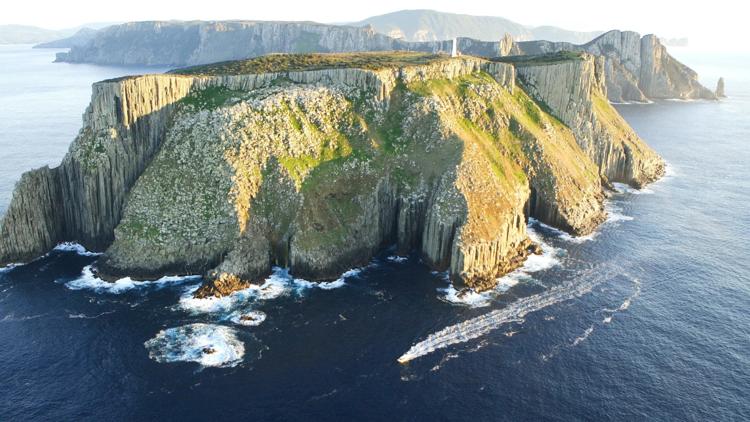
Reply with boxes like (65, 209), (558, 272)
(515, 30), (717, 102)
(56, 21), (515, 67)
(353, 9), (601, 44)
(510, 53), (665, 186)
(57, 21), (399, 66)
(0, 52), (660, 296)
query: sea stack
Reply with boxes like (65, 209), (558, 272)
(716, 77), (726, 98)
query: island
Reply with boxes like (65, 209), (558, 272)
(0, 51), (664, 297)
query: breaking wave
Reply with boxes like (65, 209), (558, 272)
(529, 218), (598, 244)
(612, 182), (654, 195)
(228, 310), (267, 327)
(179, 266), (354, 317)
(0, 263), (22, 274)
(604, 201), (634, 223)
(63, 265), (201, 294)
(52, 242), (102, 256)
(144, 323), (244, 367)
(399, 266), (617, 363)
(386, 255), (409, 263)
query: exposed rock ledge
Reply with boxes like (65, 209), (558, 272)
(0, 52), (663, 297)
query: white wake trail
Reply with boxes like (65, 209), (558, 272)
(398, 267), (613, 364)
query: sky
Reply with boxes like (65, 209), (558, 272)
(2, 0), (748, 51)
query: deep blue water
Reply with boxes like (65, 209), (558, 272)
(1, 46), (749, 421)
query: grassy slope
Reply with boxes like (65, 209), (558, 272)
(108, 61), (601, 278)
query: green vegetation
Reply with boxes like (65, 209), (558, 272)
(180, 86), (242, 109)
(170, 52), (450, 76)
(492, 51), (584, 67)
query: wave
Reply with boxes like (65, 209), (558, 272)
(399, 266), (614, 363)
(52, 242), (102, 256)
(228, 310), (267, 326)
(386, 255), (408, 263)
(604, 201), (634, 223)
(63, 265), (201, 294)
(144, 323), (245, 367)
(1, 312), (48, 323)
(68, 310), (116, 319)
(437, 223), (562, 308)
(571, 325), (595, 346)
(528, 218), (597, 244)
(179, 269), (291, 315)
(0, 263), (22, 274)
(612, 182), (654, 195)
(610, 99), (655, 105)
(180, 266), (355, 316)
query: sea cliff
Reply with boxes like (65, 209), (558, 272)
(514, 30), (717, 102)
(0, 52), (662, 296)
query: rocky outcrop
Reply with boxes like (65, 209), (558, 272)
(515, 30), (717, 102)
(1, 52), (661, 296)
(716, 77), (726, 98)
(508, 52), (665, 186)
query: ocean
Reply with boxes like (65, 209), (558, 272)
(0, 45), (748, 421)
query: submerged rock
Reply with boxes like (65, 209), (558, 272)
(0, 52), (663, 295)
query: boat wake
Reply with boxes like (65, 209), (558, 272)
(398, 265), (622, 364)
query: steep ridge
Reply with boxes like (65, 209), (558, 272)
(514, 30), (717, 102)
(502, 52), (665, 186)
(0, 52), (659, 296)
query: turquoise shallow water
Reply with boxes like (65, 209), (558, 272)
(0, 46), (748, 421)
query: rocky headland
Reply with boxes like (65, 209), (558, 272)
(0, 51), (664, 297)
(55, 22), (713, 103)
(55, 20), (515, 66)
(514, 30), (717, 102)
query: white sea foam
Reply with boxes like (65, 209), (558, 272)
(612, 182), (654, 195)
(63, 265), (200, 294)
(53, 242), (102, 256)
(229, 310), (267, 327)
(180, 266), (353, 315)
(68, 310), (116, 319)
(0, 263), (23, 274)
(572, 325), (595, 346)
(610, 99), (654, 105)
(179, 272), (289, 315)
(664, 162), (677, 178)
(604, 201), (634, 223)
(529, 217), (598, 243)
(386, 255), (409, 263)
(438, 285), (493, 308)
(399, 266), (614, 363)
(144, 323), (245, 367)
